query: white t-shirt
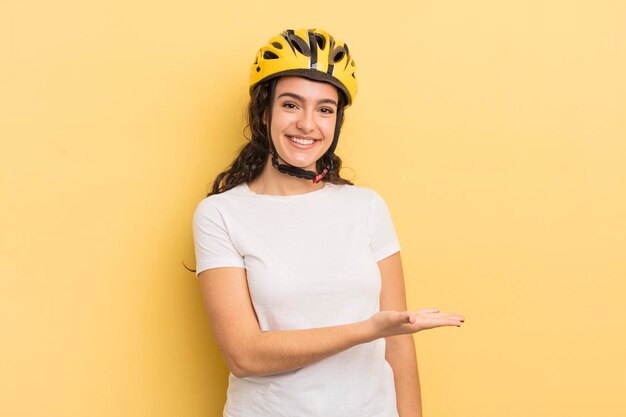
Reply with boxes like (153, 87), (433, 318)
(193, 182), (401, 417)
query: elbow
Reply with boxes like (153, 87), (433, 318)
(225, 351), (258, 378)
(229, 360), (252, 378)
(221, 332), (273, 378)
(231, 367), (252, 379)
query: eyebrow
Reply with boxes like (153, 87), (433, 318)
(276, 92), (338, 107)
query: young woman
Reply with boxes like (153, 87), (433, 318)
(193, 28), (464, 417)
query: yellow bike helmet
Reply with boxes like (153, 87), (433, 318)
(249, 28), (357, 106)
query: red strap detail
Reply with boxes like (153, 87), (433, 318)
(312, 168), (329, 184)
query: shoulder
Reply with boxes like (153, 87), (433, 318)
(327, 183), (386, 206)
(193, 184), (247, 221)
(327, 183), (377, 198)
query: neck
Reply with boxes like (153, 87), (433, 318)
(248, 158), (325, 196)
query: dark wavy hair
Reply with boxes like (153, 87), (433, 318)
(208, 78), (354, 196)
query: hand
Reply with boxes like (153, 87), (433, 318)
(369, 308), (465, 339)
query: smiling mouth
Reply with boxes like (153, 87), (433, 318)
(288, 136), (319, 146)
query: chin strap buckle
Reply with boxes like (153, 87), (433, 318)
(313, 168), (329, 184)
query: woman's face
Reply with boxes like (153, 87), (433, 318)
(267, 76), (339, 171)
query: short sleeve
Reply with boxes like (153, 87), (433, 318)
(368, 191), (401, 262)
(192, 199), (245, 277)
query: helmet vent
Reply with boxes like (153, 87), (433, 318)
(331, 48), (346, 63)
(263, 51), (279, 60)
(271, 42), (283, 49)
(289, 35), (311, 57)
(314, 33), (326, 50)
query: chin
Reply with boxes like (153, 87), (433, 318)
(283, 158), (318, 171)
(278, 150), (325, 171)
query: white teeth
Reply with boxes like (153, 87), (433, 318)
(289, 136), (315, 145)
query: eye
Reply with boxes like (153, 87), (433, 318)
(281, 102), (298, 110)
(320, 107), (335, 115)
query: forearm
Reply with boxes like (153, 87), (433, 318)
(231, 320), (376, 378)
(386, 335), (422, 417)
(201, 262), (464, 381)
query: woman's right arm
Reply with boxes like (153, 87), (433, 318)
(199, 267), (464, 378)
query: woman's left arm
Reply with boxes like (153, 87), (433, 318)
(378, 252), (423, 417)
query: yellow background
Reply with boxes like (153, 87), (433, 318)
(2, 1), (625, 416)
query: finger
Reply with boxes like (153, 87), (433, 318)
(441, 312), (464, 319)
(414, 308), (439, 314)
(430, 312), (464, 321)
(401, 312), (415, 324)
(445, 314), (465, 322)
(424, 319), (463, 329)
(396, 311), (414, 325)
(447, 317), (465, 327)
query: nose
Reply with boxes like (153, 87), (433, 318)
(296, 109), (315, 132)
